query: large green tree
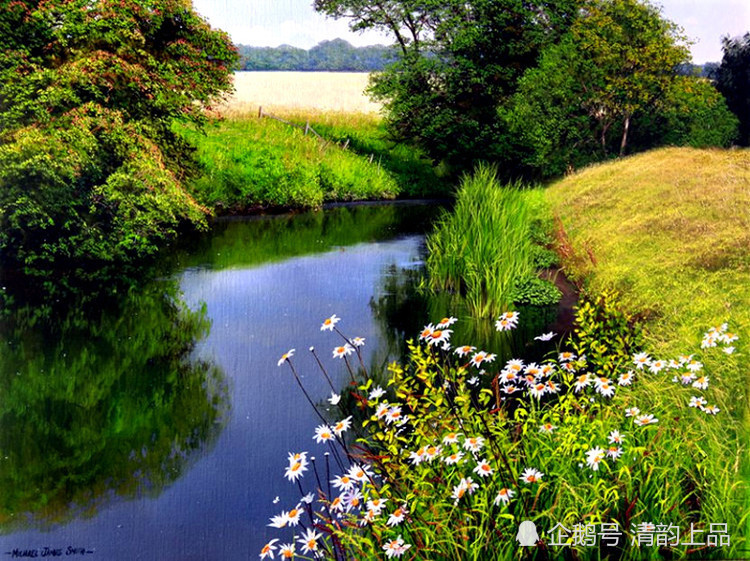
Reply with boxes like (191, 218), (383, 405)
(0, 0), (237, 277)
(507, 0), (691, 176)
(314, 0), (582, 174)
(714, 32), (750, 146)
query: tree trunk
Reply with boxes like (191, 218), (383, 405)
(600, 123), (610, 155)
(619, 114), (630, 156)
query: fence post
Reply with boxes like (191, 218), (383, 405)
(304, 121), (310, 135)
(258, 106), (263, 118)
(369, 154), (374, 164)
(342, 138), (350, 150)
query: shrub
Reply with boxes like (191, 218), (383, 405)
(652, 76), (738, 148)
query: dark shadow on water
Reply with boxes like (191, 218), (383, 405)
(0, 281), (228, 533)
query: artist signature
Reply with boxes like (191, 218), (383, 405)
(4, 547), (94, 558)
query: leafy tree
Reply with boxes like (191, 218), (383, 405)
(314, 0), (583, 174)
(237, 40), (398, 71)
(649, 76), (738, 148)
(714, 32), (750, 145)
(507, 0), (689, 176)
(0, 0), (237, 276)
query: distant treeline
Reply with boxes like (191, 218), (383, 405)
(236, 39), (397, 72)
(677, 62), (720, 78)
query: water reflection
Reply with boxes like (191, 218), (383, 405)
(0, 282), (228, 531)
(172, 203), (441, 272)
(370, 261), (559, 364)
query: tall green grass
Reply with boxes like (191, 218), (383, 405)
(426, 165), (542, 317)
(176, 115), (399, 212)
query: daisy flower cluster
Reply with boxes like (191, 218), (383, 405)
(631, 324), (737, 417)
(583, 430), (626, 472)
(495, 311), (520, 331)
(266, 311), (734, 559)
(402, 431), (545, 511)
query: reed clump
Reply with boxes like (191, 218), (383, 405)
(426, 164), (555, 317)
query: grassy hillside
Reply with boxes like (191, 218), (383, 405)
(546, 147), (750, 542)
(546, 147), (749, 352)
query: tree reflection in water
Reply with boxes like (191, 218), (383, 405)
(0, 281), (227, 530)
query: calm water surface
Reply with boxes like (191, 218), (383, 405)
(0, 204), (554, 559)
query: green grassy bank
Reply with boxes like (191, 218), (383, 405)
(178, 111), (448, 213)
(546, 146), (750, 546)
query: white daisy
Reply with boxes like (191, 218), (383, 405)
(320, 314), (340, 331)
(383, 535), (411, 559)
(608, 430), (625, 444)
(624, 407), (640, 418)
(539, 423), (557, 434)
(494, 487), (516, 505)
(585, 446), (606, 470)
(369, 386), (386, 400)
(574, 374), (591, 392)
(386, 505), (408, 527)
(435, 316), (458, 329)
(634, 414), (658, 426)
(454, 345), (476, 357)
(260, 539), (279, 559)
(298, 529), (322, 555)
(332, 344), (354, 359)
(277, 349), (295, 367)
(520, 467), (544, 483)
(473, 459), (494, 478)
(534, 332), (556, 341)
(692, 375), (709, 390)
(463, 436), (485, 453)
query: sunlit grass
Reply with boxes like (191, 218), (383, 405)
(545, 146), (750, 545)
(177, 114), (399, 210)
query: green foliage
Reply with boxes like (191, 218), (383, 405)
(510, 276), (562, 307)
(507, 0), (690, 177)
(237, 39), (398, 71)
(426, 165), (560, 316)
(178, 116), (400, 211)
(315, 0), (583, 174)
(651, 76), (739, 148)
(572, 289), (643, 379)
(715, 32), (750, 146)
(0, 0), (237, 275)
(530, 245), (560, 269)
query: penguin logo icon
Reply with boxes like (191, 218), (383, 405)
(516, 520), (539, 546)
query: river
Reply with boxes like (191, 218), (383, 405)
(0, 203), (556, 559)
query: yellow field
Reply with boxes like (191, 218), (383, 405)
(219, 71), (381, 115)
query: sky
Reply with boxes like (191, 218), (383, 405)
(192, 0), (750, 64)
